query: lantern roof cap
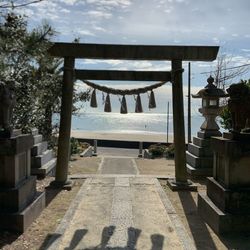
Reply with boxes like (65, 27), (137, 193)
(192, 76), (228, 98)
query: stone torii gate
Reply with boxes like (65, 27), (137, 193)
(48, 43), (219, 190)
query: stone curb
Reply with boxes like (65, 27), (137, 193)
(80, 146), (93, 157)
(154, 179), (196, 250)
(45, 179), (92, 250)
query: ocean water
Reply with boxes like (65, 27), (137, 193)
(68, 112), (209, 136)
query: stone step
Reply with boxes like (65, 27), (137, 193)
(186, 151), (213, 169)
(31, 128), (39, 136)
(31, 158), (57, 178)
(188, 143), (213, 157)
(186, 164), (213, 177)
(31, 141), (48, 156)
(31, 149), (54, 168)
(12, 129), (22, 137)
(33, 134), (43, 145)
(193, 136), (211, 147)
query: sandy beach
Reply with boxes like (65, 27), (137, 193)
(70, 130), (174, 143)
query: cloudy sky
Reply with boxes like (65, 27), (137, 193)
(12, 0), (250, 114)
(19, 0), (249, 82)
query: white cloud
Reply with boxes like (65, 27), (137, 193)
(93, 26), (107, 32)
(77, 29), (96, 36)
(86, 10), (112, 19)
(85, 0), (131, 8)
(241, 49), (250, 52)
(59, 0), (80, 5)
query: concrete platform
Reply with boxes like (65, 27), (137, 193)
(45, 177), (195, 249)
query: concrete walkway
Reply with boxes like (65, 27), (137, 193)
(46, 158), (195, 250)
(98, 157), (139, 175)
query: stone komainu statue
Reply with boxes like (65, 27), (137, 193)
(0, 82), (16, 136)
(227, 82), (250, 132)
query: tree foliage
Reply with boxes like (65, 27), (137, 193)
(212, 54), (250, 89)
(0, 0), (44, 9)
(0, 12), (89, 145)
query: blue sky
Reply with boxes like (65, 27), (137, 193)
(13, 0), (250, 114)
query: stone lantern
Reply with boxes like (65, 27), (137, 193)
(186, 76), (227, 177)
(192, 75), (228, 138)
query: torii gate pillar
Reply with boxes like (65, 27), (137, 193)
(167, 60), (197, 191)
(51, 57), (75, 188)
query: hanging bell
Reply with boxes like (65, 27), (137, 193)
(148, 90), (156, 109)
(135, 94), (143, 113)
(104, 93), (112, 112)
(120, 95), (128, 114)
(90, 89), (97, 108)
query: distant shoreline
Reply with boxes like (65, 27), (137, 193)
(70, 130), (174, 143)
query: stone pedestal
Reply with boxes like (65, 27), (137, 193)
(0, 132), (45, 232)
(198, 135), (250, 233)
(186, 130), (221, 178)
(31, 128), (56, 178)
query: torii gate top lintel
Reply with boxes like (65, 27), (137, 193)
(49, 42), (219, 61)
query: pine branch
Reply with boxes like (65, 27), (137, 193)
(0, 0), (44, 9)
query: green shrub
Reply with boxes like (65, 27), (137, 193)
(165, 144), (175, 158)
(70, 138), (90, 155)
(148, 144), (167, 157)
(70, 137), (80, 155)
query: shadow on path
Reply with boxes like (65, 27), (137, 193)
(178, 191), (217, 250)
(40, 226), (165, 250)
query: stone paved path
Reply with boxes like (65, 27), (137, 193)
(46, 158), (195, 250)
(99, 157), (139, 175)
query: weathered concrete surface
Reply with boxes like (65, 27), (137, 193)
(97, 147), (139, 158)
(99, 157), (139, 175)
(46, 177), (195, 250)
(136, 158), (174, 176)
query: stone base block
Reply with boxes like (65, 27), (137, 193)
(33, 134), (43, 145)
(0, 191), (45, 232)
(198, 192), (250, 234)
(207, 177), (250, 214)
(188, 143), (212, 157)
(32, 149), (53, 168)
(0, 134), (33, 156)
(31, 141), (48, 156)
(167, 178), (197, 191)
(198, 130), (222, 139)
(193, 136), (210, 147)
(187, 164), (212, 178)
(31, 158), (56, 178)
(0, 176), (36, 212)
(50, 179), (74, 191)
(186, 151), (213, 169)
